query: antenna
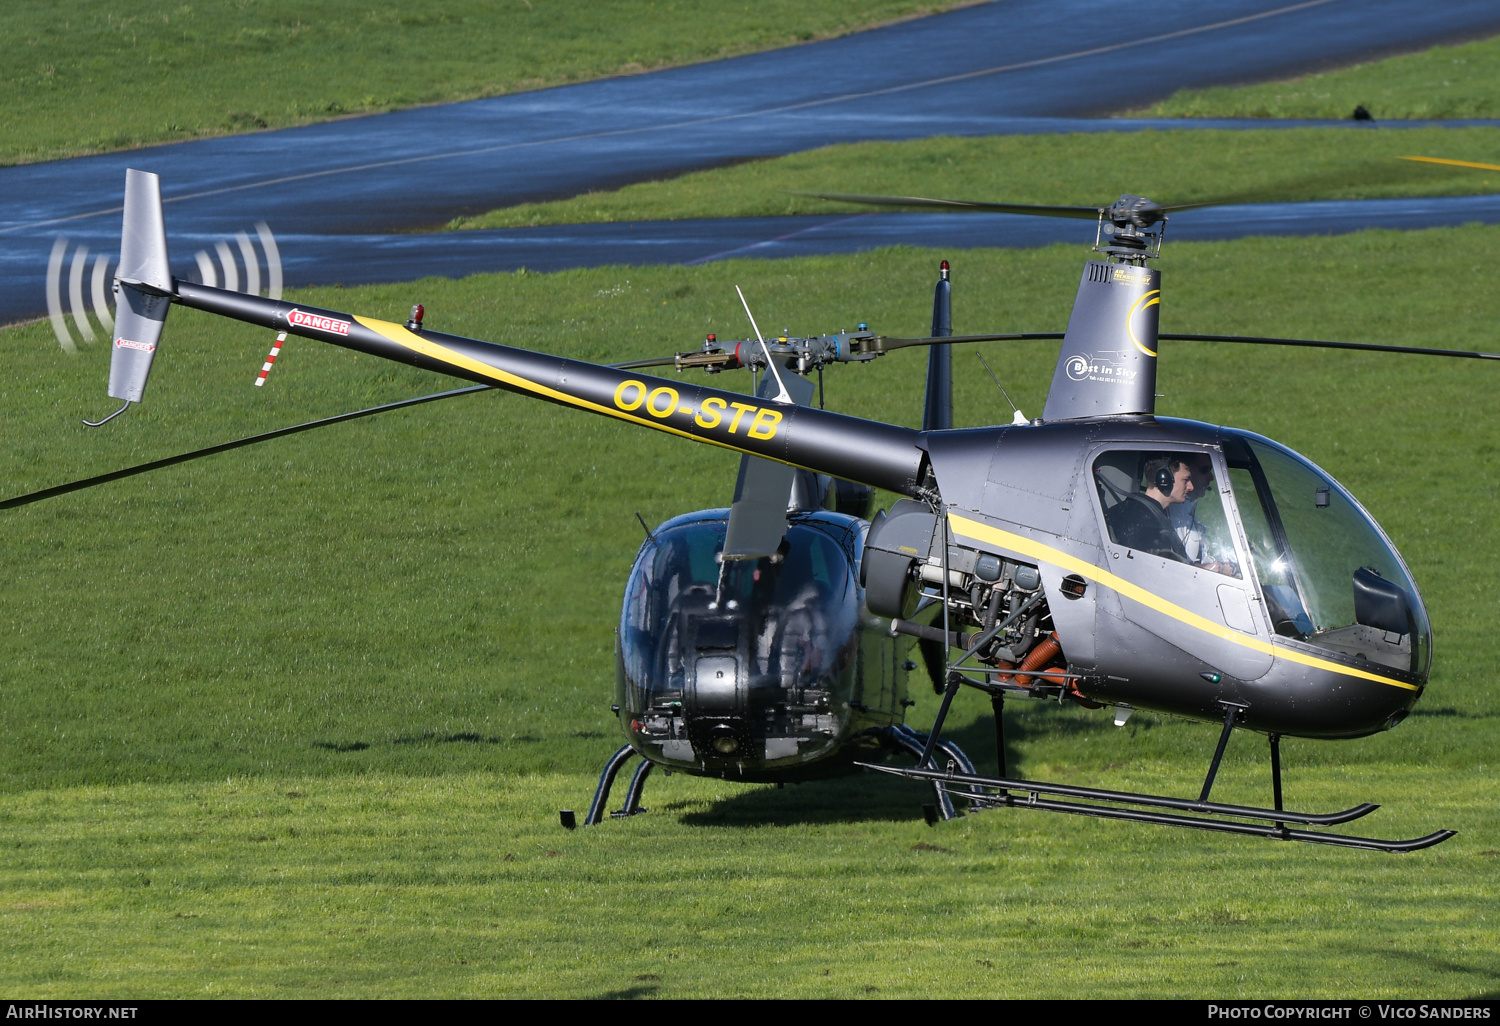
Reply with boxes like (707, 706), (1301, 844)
(735, 285), (792, 403)
(976, 351), (1028, 425)
(634, 511), (659, 548)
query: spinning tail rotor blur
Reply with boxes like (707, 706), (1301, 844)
(45, 221), (282, 355)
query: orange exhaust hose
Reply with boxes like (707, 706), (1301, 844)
(1035, 631), (1102, 708)
(1012, 633), (1063, 687)
(990, 632), (1102, 707)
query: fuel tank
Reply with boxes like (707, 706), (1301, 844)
(614, 509), (911, 781)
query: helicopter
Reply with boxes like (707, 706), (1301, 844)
(16, 170), (1497, 851)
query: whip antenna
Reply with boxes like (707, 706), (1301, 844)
(976, 351), (1027, 425)
(735, 285), (791, 403)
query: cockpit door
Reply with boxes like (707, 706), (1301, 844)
(1089, 447), (1274, 682)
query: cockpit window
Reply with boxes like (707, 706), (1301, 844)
(1223, 432), (1430, 675)
(1092, 449), (1241, 577)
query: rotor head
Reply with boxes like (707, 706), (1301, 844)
(1104, 194), (1165, 229)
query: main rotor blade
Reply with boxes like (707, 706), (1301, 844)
(1159, 333), (1500, 360)
(869, 331), (1064, 353)
(610, 355), (680, 370)
(867, 330), (1500, 362)
(1, 385), (493, 511)
(789, 191), (1103, 219)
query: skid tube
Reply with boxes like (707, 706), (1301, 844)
(855, 762), (1455, 853)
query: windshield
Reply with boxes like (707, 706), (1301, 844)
(619, 517), (858, 700)
(1223, 431), (1430, 676)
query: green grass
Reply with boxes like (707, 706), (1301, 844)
(2, 229), (1499, 995)
(446, 127), (1500, 230)
(1, 0), (966, 167)
(1140, 33), (1500, 120)
(3, 769), (1495, 997)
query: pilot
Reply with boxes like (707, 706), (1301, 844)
(1105, 454), (1194, 562)
(1171, 453), (1238, 576)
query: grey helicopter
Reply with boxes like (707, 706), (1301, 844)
(14, 171), (1496, 851)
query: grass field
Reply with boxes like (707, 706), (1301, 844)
(446, 125), (1500, 230)
(3, 228), (1498, 996)
(0, 0), (966, 167)
(1141, 33), (1500, 121)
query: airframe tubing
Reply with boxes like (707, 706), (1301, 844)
(172, 282), (928, 495)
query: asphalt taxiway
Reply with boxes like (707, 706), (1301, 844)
(6, 0), (1500, 324)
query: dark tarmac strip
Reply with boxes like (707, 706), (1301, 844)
(10, 124), (1500, 326)
(11, 194), (1500, 325)
(217, 193), (1500, 282)
(5, 0), (1500, 323)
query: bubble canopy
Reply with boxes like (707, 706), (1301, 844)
(1222, 430), (1430, 677)
(615, 510), (869, 773)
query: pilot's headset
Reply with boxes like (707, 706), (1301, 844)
(1143, 456), (1176, 496)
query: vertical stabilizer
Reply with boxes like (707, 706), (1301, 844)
(922, 260), (953, 431)
(1041, 260), (1159, 421)
(117, 170), (172, 292)
(108, 170), (174, 404)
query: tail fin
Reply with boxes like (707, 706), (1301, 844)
(108, 170), (174, 404)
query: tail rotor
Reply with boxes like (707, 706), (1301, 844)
(46, 238), (112, 355)
(48, 221), (281, 357)
(188, 222), (280, 299)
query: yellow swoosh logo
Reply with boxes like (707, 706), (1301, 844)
(357, 315), (755, 456)
(1126, 289), (1160, 357)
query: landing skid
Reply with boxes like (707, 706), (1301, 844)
(562, 727), (979, 828)
(902, 663), (1455, 851)
(854, 762), (1454, 852)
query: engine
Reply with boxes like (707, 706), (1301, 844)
(861, 498), (1067, 689)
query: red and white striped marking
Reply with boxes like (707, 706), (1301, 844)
(255, 331), (286, 386)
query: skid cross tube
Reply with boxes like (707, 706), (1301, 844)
(612, 757), (654, 818)
(584, 745), (638, 825)
(917, 510), (957, 769)
(1200, 701), (1247, 803)
(879, 726), (958, 820)
(856, 763), (1454, 853)
(1270, 733), (1285, 811)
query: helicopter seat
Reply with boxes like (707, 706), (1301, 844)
(1092, 459), (1137, 512)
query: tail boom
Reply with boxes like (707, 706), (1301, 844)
(172, 281), (927, 495)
